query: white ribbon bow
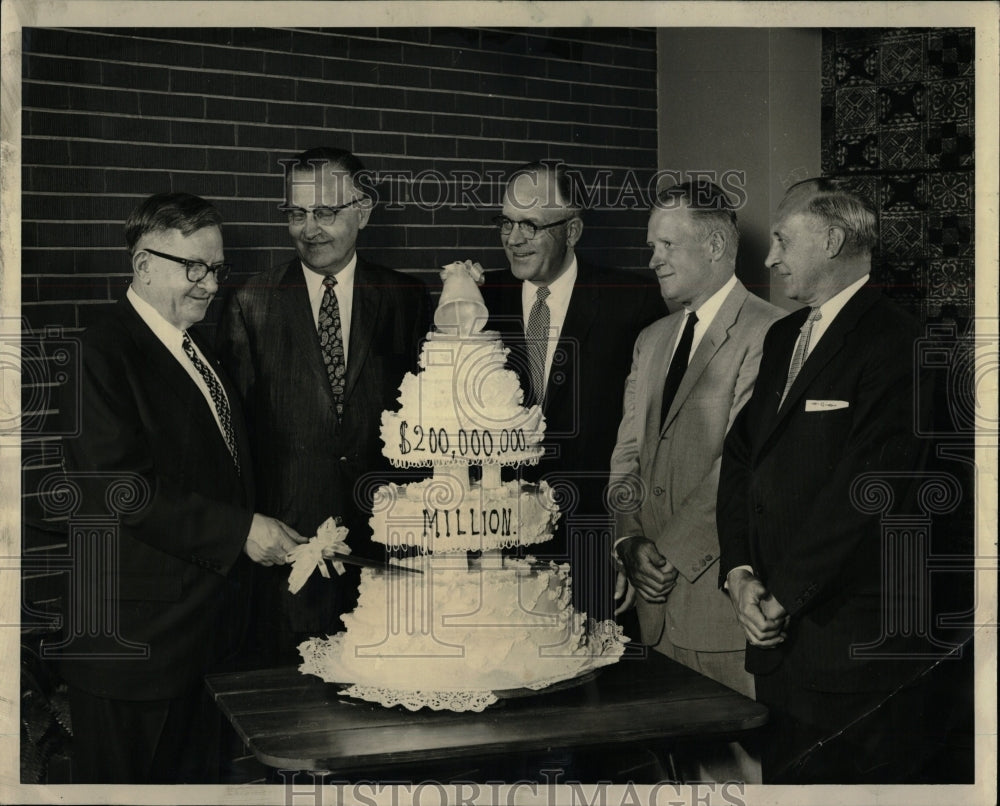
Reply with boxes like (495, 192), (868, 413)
(286, 517), (351, 594)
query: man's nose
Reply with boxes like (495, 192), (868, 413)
(505, 222), (527, 245)
(764, 245), (779, 269)
(199, 269), (220, 293)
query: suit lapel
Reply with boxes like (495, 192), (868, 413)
(344, 258), (383, 402)
(546, 262), (600, 411)
(279, 260), (339, 411)
(765, 285), (882, 441)
(661, 283), (748, 432)
(639, 317), (680, 468)
(117, 299), (194, 412)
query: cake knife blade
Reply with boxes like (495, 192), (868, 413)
(325, 553), (424, 575)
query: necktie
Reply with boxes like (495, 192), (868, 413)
(526, 286), (551, 406)
(780, 307), (822, 407)
(660, 310), (699, 428)
(182, 333), (240, 472)
(318, 276), (347, 418)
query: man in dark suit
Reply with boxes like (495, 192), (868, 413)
(217, 147), (429, 664)
(58, 192), (305, 783)
(480, 161), (665, 620)
(717, 178), (938, 783)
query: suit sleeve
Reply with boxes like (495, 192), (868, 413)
(717, 327), (782, 584)
(608, 328), (648, 542)
(65, 334), (253, 573)
(660, 312), (774, 583)
(766, 327), (934, 617)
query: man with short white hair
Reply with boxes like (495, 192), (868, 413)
(718, 177), (939, 783)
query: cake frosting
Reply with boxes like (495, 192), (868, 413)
(298, 261), (627, 711)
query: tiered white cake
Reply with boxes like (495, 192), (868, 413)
(298, 262), (627, 712)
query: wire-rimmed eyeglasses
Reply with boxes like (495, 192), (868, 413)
(281, 199), (361, 226)
(492, 215), (575, 240)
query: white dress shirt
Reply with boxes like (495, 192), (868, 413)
(303, 255), (357, 365)
(666, 274), (738, 364)
(520, 256), (578, 389)
(126, 285), (230, 442)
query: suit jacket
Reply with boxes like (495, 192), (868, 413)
(482, 261), (665, 524)
(216, 257), (428, 635)
(717, 285), (935, 692)
(610, 281), (782, 652)
(58, 298), (254, 700)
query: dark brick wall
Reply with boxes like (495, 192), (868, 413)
(20, 26), (658, 614)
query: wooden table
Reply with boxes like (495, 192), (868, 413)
(206, 648), (767, 778)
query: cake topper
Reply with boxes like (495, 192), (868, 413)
(435, 260), (488, 338)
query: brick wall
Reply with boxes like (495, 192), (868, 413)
(20, 26), (658, 615)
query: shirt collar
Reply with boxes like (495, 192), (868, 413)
(815, 273), (869, 321)
(302, 252), (357, 296)
(127, 284), (186, 348)
(688, 273), (737, 327)
(522, 255), (578, 306)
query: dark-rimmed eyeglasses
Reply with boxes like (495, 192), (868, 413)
(143, 248), (231, 283)
(492, 215), (575, 240)
(280, 200), (361, 226)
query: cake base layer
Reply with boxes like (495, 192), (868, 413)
(297, 555), (627, 703)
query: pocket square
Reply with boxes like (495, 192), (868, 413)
(805, 399), (849, 411)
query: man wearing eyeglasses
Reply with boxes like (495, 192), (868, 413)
(480, 161), (665, 623)
(217, 147), (428, 664)
(58, 192), (307, 783)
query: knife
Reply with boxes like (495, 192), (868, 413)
(325, 553), (424, 575)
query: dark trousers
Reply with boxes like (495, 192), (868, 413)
(68, 682), (224, 784)
(754, 668), (937, 784)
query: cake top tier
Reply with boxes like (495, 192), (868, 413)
(380, 262), (545, 467)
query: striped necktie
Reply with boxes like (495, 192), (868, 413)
(780, 307), (822, 407)
(182, 333), (240, 471)
(526, 285), (551, 406)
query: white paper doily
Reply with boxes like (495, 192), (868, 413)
(298, 619), (628, 713)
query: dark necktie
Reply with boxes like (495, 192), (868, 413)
(182, 333), (240, 472)
(779, 307), (822, 407)
(318, 275), (347, 418)
(526, 285), (551, 406)
(660, 310), (699, 428)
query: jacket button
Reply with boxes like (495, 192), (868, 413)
(653, 486), (664, 496)
(754, 503), (764, 514)
(340, 456), (348, 462)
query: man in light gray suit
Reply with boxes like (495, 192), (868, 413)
(610, 180), (782, 700)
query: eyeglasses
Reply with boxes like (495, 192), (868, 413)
(143, 248), (232, 284)
(281, 200), (361, 226)
(492, 215), (575, 240)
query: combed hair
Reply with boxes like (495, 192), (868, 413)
(286, 146), (366, 181)
(507, 160), (585, 214)
(783, 177), (877, 257)
(124, 192), (222, 253)
(655, 179), (740, 252)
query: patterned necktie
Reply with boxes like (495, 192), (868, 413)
(318, 275), (347, 418)
(660, 310), (698, 428)
(182, 333), (240, 472)
(780, 307), (822, 407)
(526, 285), (551, 406)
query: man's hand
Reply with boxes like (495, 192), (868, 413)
(617, 536), (678, 604)
(244, 514), (307, 566)
(613, 567), (636, 616)
(726, 568), (788, 647)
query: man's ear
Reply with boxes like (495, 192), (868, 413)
(132, 249), (151, 283)
(356, 195), (373, 230)
(825, 226), (847, 258)
(566, 216), (584, 248)
(707, 229), (726, 261)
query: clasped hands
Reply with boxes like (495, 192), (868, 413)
(613, 536), (679, 615)
(726, 568), (790, 648)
